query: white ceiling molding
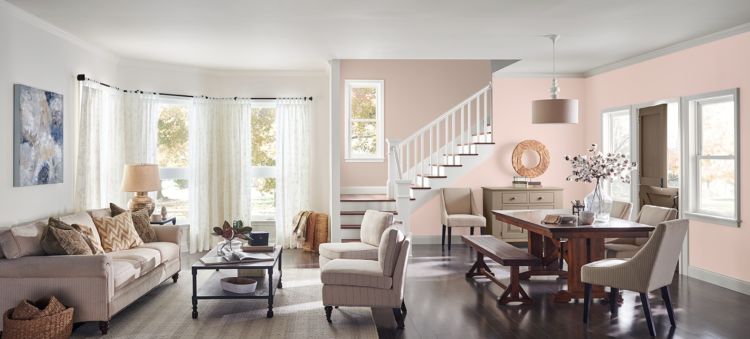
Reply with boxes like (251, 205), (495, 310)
(584, 22), (750, 77)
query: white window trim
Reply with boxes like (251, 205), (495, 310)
(344, 80), (385, 162)
(600, 106), (636, 205)
(681, 88), (741, 227)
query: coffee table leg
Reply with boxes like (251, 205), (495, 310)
(191, 268), (198, 319)
(267, 267), (274, 318)
(277, 249), (283, 289)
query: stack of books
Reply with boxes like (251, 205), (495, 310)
(241, 243), (276, 253)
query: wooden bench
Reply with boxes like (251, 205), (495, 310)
(462, 235), (541, 304)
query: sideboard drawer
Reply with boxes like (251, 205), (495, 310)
(529, 192), (555, 204)
(502, 192), (528, 204)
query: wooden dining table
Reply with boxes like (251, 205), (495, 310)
(491, 209), (655, 303)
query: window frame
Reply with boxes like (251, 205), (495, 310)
(600, 106), (635, 204)
(681, 88), (741, 227)
(155, 99), (191, 221)
(344, 79), (385, 162)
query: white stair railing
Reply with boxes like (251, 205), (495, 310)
(394, 84), (492, 188)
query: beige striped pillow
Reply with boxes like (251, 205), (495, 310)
(93, 211), (144, 252)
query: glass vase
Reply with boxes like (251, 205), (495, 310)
(584, 179), (613, 222)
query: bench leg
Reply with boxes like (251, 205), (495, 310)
(466, 253), (493, 278)
(497, 266), (533, 305)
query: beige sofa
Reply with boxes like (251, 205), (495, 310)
(0, 208), (182, 334)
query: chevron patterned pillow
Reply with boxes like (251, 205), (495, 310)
(93, 211), (144, 252)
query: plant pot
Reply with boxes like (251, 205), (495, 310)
(220, 277), (257, 294)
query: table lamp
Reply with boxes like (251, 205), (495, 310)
(121, 164), (161, 215)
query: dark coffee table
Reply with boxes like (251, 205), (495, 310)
(191, 247), (282, 319)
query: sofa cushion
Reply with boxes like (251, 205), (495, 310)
(111, 203), (157, 243)
(360, 210), (393, 247)
(319, 242), (378, 261)
(107, 247), (162, 275)
(321, 259), (392, 289)
(111, 259), (142, 290)
(140, 242), (179, 263)
(93, 211), (144, 252)
(378, 227), (405, 277)
(60, 211), (104, 254)
(0, 219), (47, 259)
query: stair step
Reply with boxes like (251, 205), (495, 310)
(411, 186), (431, 190)
(341, 210), (398, 215)
(458, 142), (495, 146)
(436, 164), (462, 167)
(444, 153), (479, 156)
(417, 175), (447, 179)
(341, 224), (361, 229)
(340, 194), (395, 202)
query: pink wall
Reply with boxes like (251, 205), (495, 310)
(410, 77), (590, 235)
(583, 32), (750, 282)
(339, 60), (491, 186)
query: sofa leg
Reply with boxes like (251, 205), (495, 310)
(401, 301), (407, 318)
(392, 308), (405, 329)
(172, 273), (179, 283)
(324, 306), (333, 323)
(99, 321), (110, 335)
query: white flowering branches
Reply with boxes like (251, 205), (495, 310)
(564, 144), (637, 183)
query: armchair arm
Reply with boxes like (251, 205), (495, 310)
(439, 191), (449, 225)
(153, 225), (182, 245)
(0, 255), (111, 278)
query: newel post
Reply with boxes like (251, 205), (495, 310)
(386, 138), (402, 199)
(394, 179), (412, 235)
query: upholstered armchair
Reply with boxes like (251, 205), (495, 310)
(611, 200), (633, 220)
(605, 205), (677, 258)
(322, 227), (411, 328)
(582, 219), (688, 336)
(440, 188), (486, 250)
(318, 210), (393, 267)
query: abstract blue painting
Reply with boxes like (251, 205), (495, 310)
(13, 84), (64, 187)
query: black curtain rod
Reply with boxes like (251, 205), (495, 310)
(76, 74), (312, 101)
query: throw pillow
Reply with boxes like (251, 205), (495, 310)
(72, 224), (104, 255)
(110, 203), (157, 243)
(42, 218), (94, 256)
(93, 211), (144, 252)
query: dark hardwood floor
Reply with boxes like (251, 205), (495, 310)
(183, 245), (750, 338)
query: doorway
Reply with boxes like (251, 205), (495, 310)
(636, 102), (681, 210)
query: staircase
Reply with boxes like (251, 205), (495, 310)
(338, 84), (494, 242)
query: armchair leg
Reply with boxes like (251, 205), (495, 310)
(447, 227), (452, 251)
(172, 273), (179, 283)
(324, 306), (333, 323)
(583, 283), (592, 324)
(401, 301), (407, 318)
(441, 225), (446, 249)
(661, 286), (676, 327)
(99, 321), (110, 335)
(640, 293), (656, 336)
(609, 288), (619, 316)
(392, 308), (405, 329)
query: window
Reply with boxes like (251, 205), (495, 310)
(250, 101), (277, 220)
(666, 102), (681, 188)
(683, 89), (740, 225)
(345, 80), (384, 162)
(601, 108), (632, 202)
(156, 102), (190, 220)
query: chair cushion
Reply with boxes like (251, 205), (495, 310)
(0, 219), (47, 259)
(378, 227), (405, 276)
(581, 258), (629, 287)
(605, 243), (641, 259)
(359, 210), (393, 246)
(446, 214), (486, 227)
(321, 259), (392, 289)
(319, 242), (378, 261)
(140, 242), (180, 262)
(111, 259), (141, 290)
(106, 247), (162, 275)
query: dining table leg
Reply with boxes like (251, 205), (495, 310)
(554, 238), (606, 303)
(520, 232), (567, 280)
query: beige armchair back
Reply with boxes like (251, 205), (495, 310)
(611, 200), (633, 220)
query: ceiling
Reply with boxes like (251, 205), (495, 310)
(9, 0), (750, 73)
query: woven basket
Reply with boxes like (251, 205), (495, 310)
(2, 307), (74, 339)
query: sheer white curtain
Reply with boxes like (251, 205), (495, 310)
(275, 98), (312, 248)
(76, 82), (159, 210)
(188, 99), (252, 253)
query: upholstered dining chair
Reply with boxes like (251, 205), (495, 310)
(605, 205), (677, 258)
(582, 219), (688, 337)
(322, 227), (411, 328)
(440, 188), (486, 251)
(611, 200), (634, 220)
(639, 184), (679, 209)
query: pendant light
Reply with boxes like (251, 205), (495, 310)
(532, 34), (579, 124)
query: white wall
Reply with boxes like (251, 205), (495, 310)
(0, 2), (118, 227)
(0, 1), (331, 228)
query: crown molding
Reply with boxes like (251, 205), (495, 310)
(584, 22), (750, 77)
(493, 72), (585, 78)
(1, 0), (119, 62)
(117, 57), (328, 78)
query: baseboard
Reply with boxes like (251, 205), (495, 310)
(687, 265), (750, 296)
(341, 186), (387, 195)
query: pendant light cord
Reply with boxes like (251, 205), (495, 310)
(548, 34), (560, 99)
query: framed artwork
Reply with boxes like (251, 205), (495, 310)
(13, 84), (64, 186)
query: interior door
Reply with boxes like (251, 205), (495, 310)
(638, 104), (668, 189)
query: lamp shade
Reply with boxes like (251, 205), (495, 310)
(532, 98), (579, 124)
(121, 164), (161, 192)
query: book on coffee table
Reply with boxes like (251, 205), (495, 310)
(200, 251), (274, 265)
(242, 243), (276, 253)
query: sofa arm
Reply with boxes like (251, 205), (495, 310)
(0, 255), (111, 278)
(153, 225), (182, 245)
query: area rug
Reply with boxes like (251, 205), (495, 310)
(71, 268), (378, 338)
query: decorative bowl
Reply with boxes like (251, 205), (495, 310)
(220, 277), (257, 294)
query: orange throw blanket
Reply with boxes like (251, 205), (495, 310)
(302, 212), (329, 253)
